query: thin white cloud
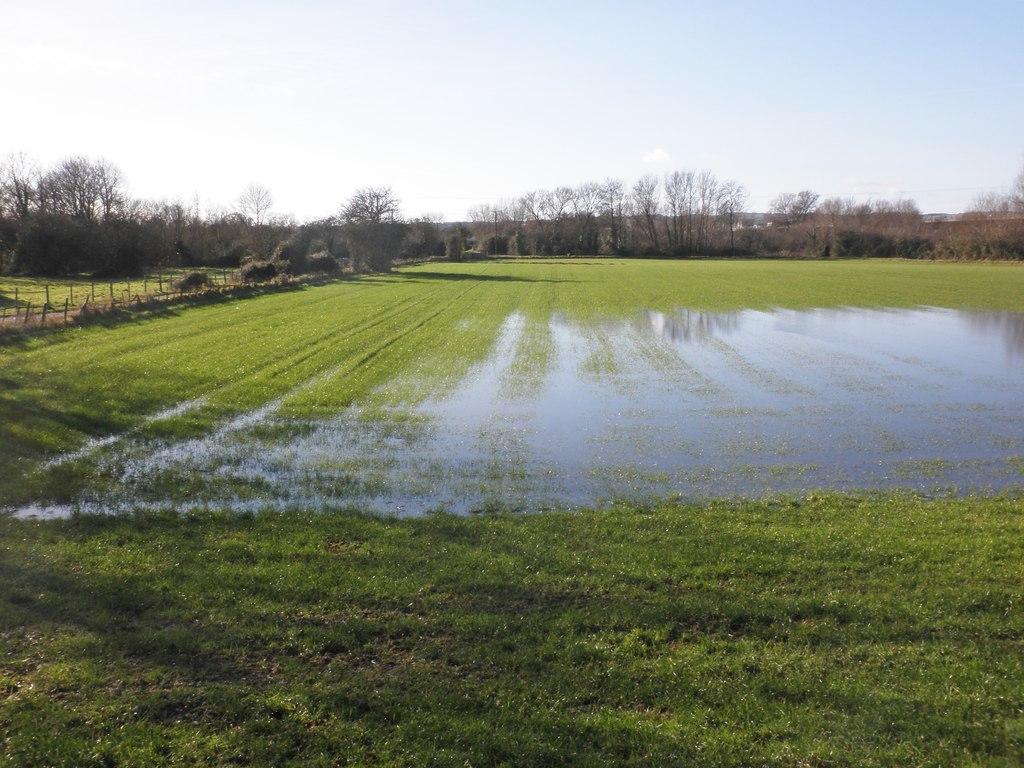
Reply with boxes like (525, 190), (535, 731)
(642, 148), (671, 164)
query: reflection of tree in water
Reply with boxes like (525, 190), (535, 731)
(640, 309), (742, 343)
(964, 311), (1024, 359)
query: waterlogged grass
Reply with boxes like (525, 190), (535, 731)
(1, 494), (1023, 766)
(500, 317), (555, 399)
(5, 258), (1023, 506)
(0, 274), (505, 503)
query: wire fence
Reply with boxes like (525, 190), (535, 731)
(0, 270), (236, 329)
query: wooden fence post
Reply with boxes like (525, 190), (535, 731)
(63, 298), (69, 324)
(24, 301), (31, 323)
(44, 285), (50, 307)
(41, 301), (47, 324)
(109, 283), (114, 306)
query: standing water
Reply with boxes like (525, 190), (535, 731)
(12, 307), (1024, 517)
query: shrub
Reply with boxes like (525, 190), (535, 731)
(270, 229), (318, 274)
(299, 224), (350, 261)
(509, 231), (531, 256)
(478, 234), (509, 256)
(12, 215), (105, 275)
(343, 221), (406, 272)
(98, 219), (170, 277)
(174, 240), (197, 265)
(215, 241), (250, 267)
(173, 270), (210, 292)
(831, 230), (931, 259)
(9, 214), (173, 276)
(329, 238), (351, 260)
(930, 231), (1024, 261)
(304, 251), (339, 274)
(446, 234), (464, 262)
(239, 260), (279, 283)
(894, 236), (932, 259)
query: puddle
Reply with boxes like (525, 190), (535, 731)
(12, 307), (1024, 518)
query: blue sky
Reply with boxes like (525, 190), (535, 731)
(5, 0), (1023, 218)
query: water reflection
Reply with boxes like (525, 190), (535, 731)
(643, 306), (1024, 361)
(639, 309), (742, 343)
(964, 311), (1024, 360)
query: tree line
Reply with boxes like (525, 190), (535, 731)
(464, 172), (748, 257)
(463, 165), (1024, 261)
(0, 154), (446, 279)
(2, 152), (1023, 279)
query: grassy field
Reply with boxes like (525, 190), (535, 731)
(2, 494), (1023, 766)
(2, 258), (1024, 765)
(3, 258), (1024, 505)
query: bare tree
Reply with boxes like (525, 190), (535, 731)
(717, 181), (747, 249)
(971, 191), (1013, 216)
(341, 186), (404, 271)
(528, 187), (571, 254)
(41, 156), (126, 221)
(663, 171), (692, 251)
(0, 152), (39, 219)
(238, 183), (274, 225)
(42, 156), (96, 219)
(873, 199), (921, 233)
(769, 190), (820, 226)
(539, 187), (575, 221)
(467, 202), (498, 226)
(817, 197), (857, 227)
(341, 186), (401, 224)
(597, 178), (625, 253)
(1012, 160), (1024, 212)
(969, 161), (1024, 216)
(95, 158), (125, 219)
(571, 182), (602, 254)
(694, 170), (721, 250)
(631, 174), (662, 252)
(572, 182), (601, 220)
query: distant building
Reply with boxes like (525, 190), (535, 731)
(736, 212), (769, 229)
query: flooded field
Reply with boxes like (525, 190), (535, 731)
(14, 304), (1024, 518)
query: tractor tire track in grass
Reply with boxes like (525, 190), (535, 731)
(703, 336), (811, 398)
(286, 281), (484, 411)
(2, 279), (464, 504)
(116, 283), (488, 492)
(22, 282), (455, 471)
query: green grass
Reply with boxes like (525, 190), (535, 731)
(1, 494), (1022, 766)
(3, 258), (1024, 505)
(3, 259), (1024, 764)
